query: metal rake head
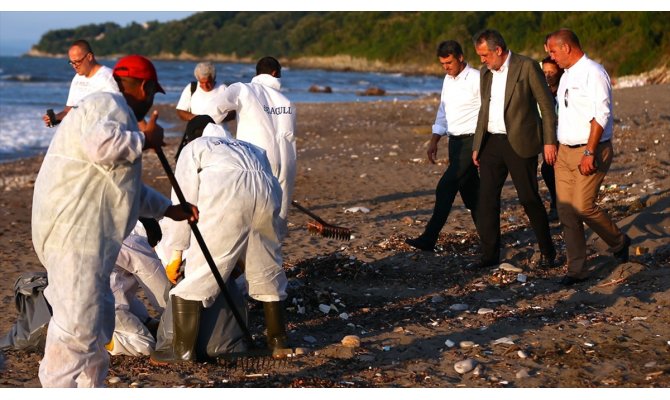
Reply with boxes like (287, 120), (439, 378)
(216, 348), (297, 372)
(307, 220), (351, 241)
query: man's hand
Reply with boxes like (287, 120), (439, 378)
(142, 110), (165, 151)
(427, 134), (441, 164)
(543, 144), (558, 166)
(578, 155), (598, 176)
(166, 250), (183, 284)
(472, 151), (480, 168)
(164, 203), (199, 223)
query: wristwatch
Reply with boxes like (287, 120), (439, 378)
(583, 149), (594, 156)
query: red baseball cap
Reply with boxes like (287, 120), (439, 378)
(113, 55), (165, 94)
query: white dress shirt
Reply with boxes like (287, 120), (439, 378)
(556, 54), (613, 145)
(487, 51), (512, 134)
(432, 64), (481, 137)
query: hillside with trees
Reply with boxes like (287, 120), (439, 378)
(30, 11), (670, 77)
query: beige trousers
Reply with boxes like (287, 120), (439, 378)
(554, 141), (626, 278)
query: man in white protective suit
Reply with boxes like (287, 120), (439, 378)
(31, 54), (197, 387)
(150, 123), (293, 363)
(106, 221), (171, 357)
(216, 56), (296, 241)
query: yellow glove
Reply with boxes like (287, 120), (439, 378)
(166, 250), (183, 284)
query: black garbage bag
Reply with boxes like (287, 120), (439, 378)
(0, 272), (52, 352)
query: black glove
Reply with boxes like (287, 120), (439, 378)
(139, 217), (162, 247)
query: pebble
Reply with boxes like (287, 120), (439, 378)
(644, 361), (657, 368)
(516, 369), (530, 379)
(498, 263), (523, 273)
(477, 308), (494, 315)
(444, 339), (455, 348)
(454, 358), (477, 374)
(303, 335), (318, 344)
(518, 350), (528, 359)
(459, 341), (476, 348)
(450, 303), (469, 311)
(108, 376), (121, 384)
(431, 295), (445, 303)
(341, 335), (361, 348)
(517, 274), (527, 283)
(318, 304), (331, 314)
(339, 312), (349, 320)
(492, 336), (515, 345)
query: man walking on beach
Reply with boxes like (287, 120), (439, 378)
(471, 29), (558, 268)
(41, 39), (118, 126)
(216, 56), (296, 241)
(405, 40), (481, 252)
(545, 29), (630, 285)
(32, 55), (197, 387)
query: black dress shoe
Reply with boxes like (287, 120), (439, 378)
(559, 275), (587, 286)
(613, 235), (631, 263)
(405, 237), (434, 252)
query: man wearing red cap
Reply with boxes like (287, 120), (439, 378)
(32, 54), (197, 387)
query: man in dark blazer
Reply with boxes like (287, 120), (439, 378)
(471, 29), (558, 268)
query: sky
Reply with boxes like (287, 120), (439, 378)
(0, 11), (195, 56)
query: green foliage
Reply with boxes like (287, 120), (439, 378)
(32, 11), (670, 76)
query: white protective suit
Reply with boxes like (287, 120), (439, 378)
(108, 221), (171, 356)
(217, 74), (297, 239)
(163, 124), (287, 307)
(31, 91), (172, 387)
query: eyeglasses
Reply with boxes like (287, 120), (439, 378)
(68, 52), (90, 67)
(564, 88), (568, 108)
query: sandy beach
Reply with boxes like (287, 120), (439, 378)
(0, 84), (669, 388)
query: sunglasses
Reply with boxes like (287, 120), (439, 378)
(68, 52), (91, 67)
(564, 88), (568, 108)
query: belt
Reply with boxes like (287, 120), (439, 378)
(564, 139), (611, 149)
(449, 134), (474, 139)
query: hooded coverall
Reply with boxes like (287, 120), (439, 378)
(31, 91), (171, 387)
(162, 124), (287, 307)
(216, 74), (296, 239)
(108, 221), (171, 356)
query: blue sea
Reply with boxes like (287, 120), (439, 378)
(0, 56), (443, 162)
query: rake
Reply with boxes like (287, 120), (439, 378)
(154, 147), (298, 370)
(291, 200), (352, 241)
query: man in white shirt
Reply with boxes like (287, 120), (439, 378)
(217, 56), (297, 241)
(405, 40), (481, 252)
(545, 29), (630, 285)
(41, 39), (118, 126)
(175, 62), (233, 160)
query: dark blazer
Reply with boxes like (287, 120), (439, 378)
(473, 52), (557, 158)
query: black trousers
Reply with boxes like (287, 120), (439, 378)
(419, 135), (479, 245)
(476, 134), (554, 263)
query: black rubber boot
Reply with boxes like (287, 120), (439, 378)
(150, 295), (201, 364)
(262, 301), (291, 356)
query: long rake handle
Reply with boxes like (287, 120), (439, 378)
(291, 200), (328, 225)
(155, 147), (255, 346)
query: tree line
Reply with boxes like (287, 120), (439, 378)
(32, 11), (670, 77)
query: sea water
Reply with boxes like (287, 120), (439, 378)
(0, 56), (442, 162)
